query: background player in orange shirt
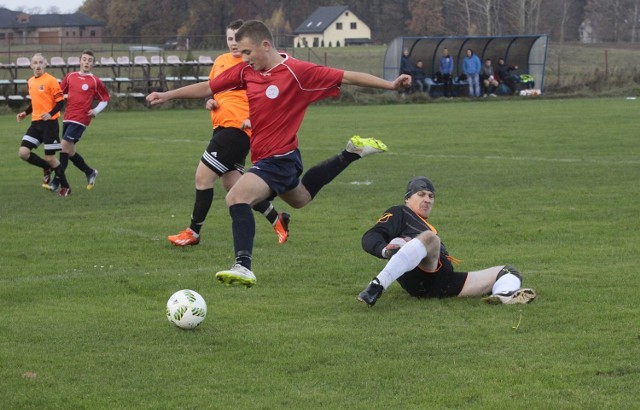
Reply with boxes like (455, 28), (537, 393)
(16, 53), (71, 197)
(167, 19), (289, 247)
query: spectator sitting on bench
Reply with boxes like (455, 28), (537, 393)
(496, 57), (519, 95)
(480, 58), (499, 97)
(412, 60), (430, 94)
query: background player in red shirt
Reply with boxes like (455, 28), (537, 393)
(147, 20), (411, 287)
(52, 49), (110, 191)
(167, 20), (289, 247)
(16, 53), (71, 197)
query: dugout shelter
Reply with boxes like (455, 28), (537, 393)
(384, 34), (549, 95)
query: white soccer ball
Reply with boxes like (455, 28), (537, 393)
(166, 289), (207, 330)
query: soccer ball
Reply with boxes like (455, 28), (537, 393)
(166, 289), (207, 329)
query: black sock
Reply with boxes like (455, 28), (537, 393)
(229, 203), (254, 269)
(59, 152), (69, 171)
(26, 152), (50, 169)
(53, 165), (70, 189)
(252, 200), (278, 225)
(70, 152), (91, 174)
(301, 151), (358, 199)
(189, 188), (214, 234)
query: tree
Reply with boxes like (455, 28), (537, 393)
(406, 0), (445, 35)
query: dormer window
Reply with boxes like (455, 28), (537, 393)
(17, 13), (30, 24)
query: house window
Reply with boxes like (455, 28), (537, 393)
(0, 33), (5, 40)
(351, 22), (357, 30)
(90, 30), (96, 37)
(336, 22), (342, 30)
(313, 37), (319, 47)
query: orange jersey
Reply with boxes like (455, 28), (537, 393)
(27, 72), (64, 120)
(208, 53), (251, 136)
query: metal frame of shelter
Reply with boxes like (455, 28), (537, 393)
(384, 34), (549, 92)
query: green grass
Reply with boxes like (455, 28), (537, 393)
(1, 98), (639, 409)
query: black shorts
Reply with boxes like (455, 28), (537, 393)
(62, 122), (87, 143)
(200, 126), (250, 176)
(396, 258), (468, 298)
(21, 120), (61, 155)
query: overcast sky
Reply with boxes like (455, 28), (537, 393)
(0, 0), (84, 14)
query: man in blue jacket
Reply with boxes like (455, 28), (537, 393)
(439, 48), (454, 97)
(463, 48), (481, 97)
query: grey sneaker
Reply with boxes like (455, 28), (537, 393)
(44, 177), (60, 192)
(357, 278), (384, 307)
(346, 135), (388, 158)
(215, 264), (256, 288)
(483, 288), (537, 305)
(86, 169), (98, 190)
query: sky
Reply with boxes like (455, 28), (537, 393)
(0, 0), (84, 14)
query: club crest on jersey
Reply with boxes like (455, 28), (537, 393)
(265, 85), (279, 99)
(39, 85), (45, 92)
(82, 83), (89, 91)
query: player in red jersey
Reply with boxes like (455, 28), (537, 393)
(52, 49), (110, 191)
(167, 20), (290, 248)
(147, 20), (411, 287)
(16, 53), (71, 197)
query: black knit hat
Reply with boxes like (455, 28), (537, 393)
(404, 176), (435, 199)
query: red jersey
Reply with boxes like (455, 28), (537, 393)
(27, 72), (64, 121)
(209, 54), (343, 163)
(60, 72), (110, 126)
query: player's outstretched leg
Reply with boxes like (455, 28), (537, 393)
(301, 135), (388, 200)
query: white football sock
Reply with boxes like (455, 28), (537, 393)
(492, 273), (521, 295)
(376, 238), (427, 289)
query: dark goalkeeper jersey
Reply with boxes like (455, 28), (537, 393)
(361, 204), (451, 262)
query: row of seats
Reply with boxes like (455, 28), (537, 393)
(2, 55), (214, 69)
(0, 54), (217, 98)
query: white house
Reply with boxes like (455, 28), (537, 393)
(293, 6), (371, 48)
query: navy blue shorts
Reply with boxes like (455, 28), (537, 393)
(21, 120), (61, 155)
(248, 149), (303, 196)
(62, 122), (87, 143)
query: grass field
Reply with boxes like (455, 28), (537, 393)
(1, 98), (638, 409)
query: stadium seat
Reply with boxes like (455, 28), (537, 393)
(50, 56), (66, 67)
(16, 57), (30, 67)
(67, 56), (80, 67)
(100, 56), (116, 66)
(116, 56), (131, 66)
(166, 55), (182, 65)
(198, 55), (214, 65)
(150, 55), (164, 65)
(134, 56), (150, 65)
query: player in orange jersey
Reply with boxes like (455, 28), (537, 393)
(16, 53), (71, 197)
(167, 20), (289, 247)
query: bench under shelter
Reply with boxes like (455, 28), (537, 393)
(383, 34), (549, 96)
